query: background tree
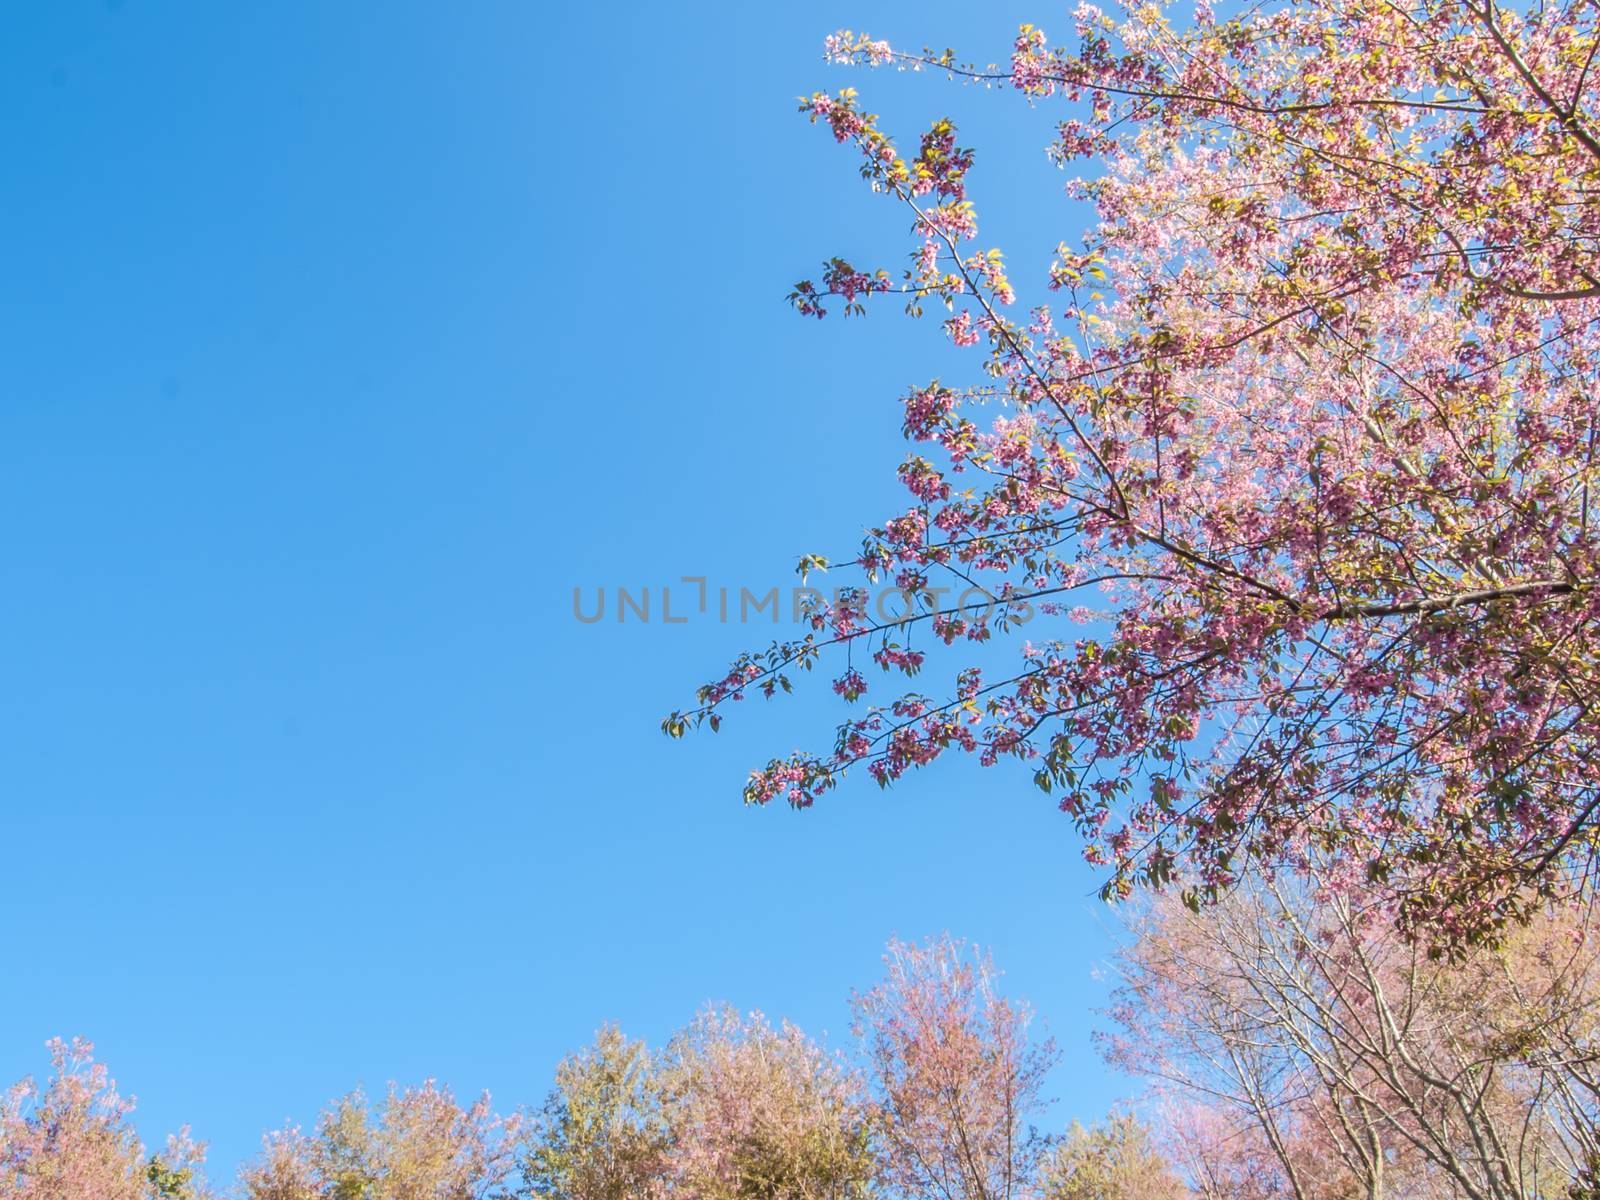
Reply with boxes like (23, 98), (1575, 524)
(671, 0), (1600, 947)
(0, 1038), (209, 1200)
(1105, 873), (1600, 1200)
(238, 1081), (515, 1200)
(1038, 1117), (1187, 1200)
(519, 1024), (669, 1200)
(23, 915), (1600, 1200)
(237, 1128), (321, 1200)
(851, 935), (1057, 1200)
(660, 1006), (878, 1199)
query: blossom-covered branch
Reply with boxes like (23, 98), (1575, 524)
(673, 0), (1600, 947)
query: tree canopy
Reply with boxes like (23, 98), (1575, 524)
(670, 0), (1600, 947)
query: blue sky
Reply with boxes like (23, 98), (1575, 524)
(0, 0), (1126, 1179)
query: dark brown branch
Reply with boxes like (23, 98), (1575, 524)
(1320, 580), (1580, 620)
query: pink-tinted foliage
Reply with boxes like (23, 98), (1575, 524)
(672, 0), (1600, 947)
(0, 1037), (207, 1200)
(661, 1006), (878, 1199)
(1105, 871), (1600, 1200)
(851, 935), (1057, 1199)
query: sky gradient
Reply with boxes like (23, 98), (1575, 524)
(1, 0), (1126, 1180)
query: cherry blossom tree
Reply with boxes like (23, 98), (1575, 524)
(670, 0), (1600, 945)
(0, 1038), (208, 1200)
(851, 935), (1057, 1200)
(659, 1006), (878, 1199)
(1104, 872), (1600, 1200)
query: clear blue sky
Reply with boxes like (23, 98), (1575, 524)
(0, 0), (1125, 1180)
